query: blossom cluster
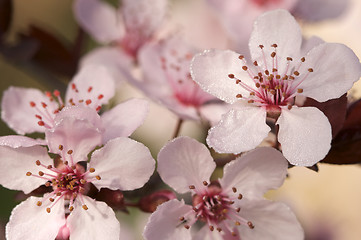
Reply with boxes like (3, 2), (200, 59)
(0, 0), (360, 240)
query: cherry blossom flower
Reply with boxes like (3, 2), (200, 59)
(135, 36), (226, 121)
(0, 107), (155, 240)
(1, 65), (149, 144)
(73, 0), (167, 81)
(191, 9), (361, 166)
(143, 137), (303, 240)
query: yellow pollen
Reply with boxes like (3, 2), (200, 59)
(82, 205), (88, 210)
(46, 208), (51, 213)
(89, 168), (95, 173)
(95, 175), (101, 180)
(80, 179), (86, 184)
(69, 206), (74, 211)
(58, 145), (63, 150)
(276, 75), (281, 79)
(297, 89), (303, 93)
(37, 201), (42, 206)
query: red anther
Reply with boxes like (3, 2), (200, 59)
(96, 106), (101, 112)
(45, 91), (52, 97)
(98, 94), (104, 100)
(41, 102), (47, 108)
(88, 87), (93, 93)
(71, 83), (76, 90)
(85, 99), (92, 105)
(30, 101), (36, 107)
(53, 90), (60, 97)
(53, 109), (59, 114)
(35, 115), (42, 120)
(38, 121), (45, 126)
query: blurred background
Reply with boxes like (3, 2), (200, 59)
(1, 0), (361, 239)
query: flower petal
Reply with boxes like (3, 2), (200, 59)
(193, 225), (224, 240)
(199, 102), (232, 126)
(249, 9), (302, 71)
(101, 98), (149, 143)
(238, 199), (304, 240)
(277, 106), (332, 166)
(1, 86), (57, 134)
(207, 107), (270, 154)
(157, 136), (216, 194)
(191, 49), (252, 104)
(46, 115), (103, 163)
(143, 199), (192, 240)
(73, 0), (124, 44)
(298, 43), (361, 102)
(0, 145), (52, 194)
(6, 196), (65, 240)
(89, 137), (155, 191)
(219, 147), (288, 199)
(53, 106), (102, 130)
(0, 135), (45, 148)
(65, 65), (115, 110)
(68, 196), (120, 240)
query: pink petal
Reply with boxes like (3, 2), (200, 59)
(89, 137), (155, 191)
(191, 49), (252, 104)
(1, 86), (58, 134)
(199, 102), (232, 126)
(298, 43), (361, 102)
(122, 0), (167, 37)
(6, 196), (65, 240)
(219, 147), (288, 199)
(67, 196), (120, 240)
(73, 0), (124, 44)
(65, 65), (115, 110)
(249, 9), (302, 71)
(157, 136), (216, 194)
(143, 199), (192, 240)
(0, 135), (45, 148)
(46, 116), (103, 163)
(101, 98), (149, 143)
(207, 107), (270, 154)
(193, 225), (224, 240)
(277, 106), (332, 166)
(80, 47), (134, 84)
(238, 199), (304, 240)
(0, 145), (53, 194)
(53, 106), (102, 130)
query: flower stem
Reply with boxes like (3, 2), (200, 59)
(172, 118), (184, 139)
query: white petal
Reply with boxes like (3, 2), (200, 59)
(89, 137), (155, 191)
(65, 65), (116, 109)
(0, 135), (45, 148)
(101, 98), (149, 143)
(298, 43), (361, 102)
(80, 47), (134, 84)
(46, 116), (102, 163)
(277, 106), (332, 166)
(207, 107), (270, 154)
(143, 199), (192, 240)
(238, 199), (304, 240)
(157, 136), (216, 194)
(199, 102), (232, 126)
(6, 196), (65, 240)
(68, 196), (120, 240)
(1, 87), (57, 134)
(220, 147), (288, 199)
(191, 49), (253, 104)
(0, 145), (52, 194)
(54, 106), (102, 130)
(249, 9), (302, 71)
(73, 0), (124, 44)
(193, 225), (224, 240)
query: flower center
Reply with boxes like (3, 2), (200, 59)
(26, 145), (101, 213)
(29, 85), (104, 130)
(228, 44), (313, 111)
(179, 181), (254, 237)
(251, 0), (281, 7)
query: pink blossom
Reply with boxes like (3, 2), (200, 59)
(143, 137), (304, 240)
(1, 65), (149, 144)
(191, 9), (361, 166)
(0, 108), (155, 240)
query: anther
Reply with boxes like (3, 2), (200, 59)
(287, 105), (293, 110)
(235, 221), (241, 226)
(64, 161), (68, 165)
(89, 168), (95, 173)
(308, 68), (314, 72)
(37, 201), (42, 206)
(238, 194), (243, 200)
(217, 227), (222, 232)
(301, 57), (305, 62)
(80, 179), (86, 184)
(49, 198), (55, 202)
(287, 57), (293, 61)
(228, 74), (235, 78)
(297, 89), (303, 93)
(46, 208), (51, 213)
(236, 207), (241, 212)
(265, 70), (269, 75)
(98, 94), (104, 100)
(247, 221), (255, 229)
(236, 80), (241, 84)
(271, 43), (278, 48)
(38, 121), (45, 126)
(248, 100), (254, 103)
(255, 83), (261, 88)
(231, 232), (237, 236)
(82, 205), (88, 210)
(59, 145), (63, 150)
(236, 94), (242, 98)
(30, 101), (36, 107)
(253, 61), (258, 66)
(53, 90), (60, 97)
(189, 185), (195, 189)
(238, 55), (244, 60)
(85, 99), (92, 105)
(242, 66), (248, 71)
(67, 150), (73, 155)
(39, 171), (44, 176)
(232, 187), (237, 193)
(203, 181), (208, 186)
(45, 182), (51, 187)
(209, 226), (214, 231)
(56, 192), (61, 196)
(184, 225), (190, 229)
(96, 106), (101, 112)
(35, 115), (42, 119)
(179, 217), (185, 221)
(69, 206), (74, 212)
(294, 71), (300, 76)
(95, 175), (101, 180)
(41, 102), (47, 108)
(271, 52), (276, 58)
(36, 160), (41, 166)
(272, 68), (277, 72)
(88, 87), (93, 93)
(259, 45), (264, 49)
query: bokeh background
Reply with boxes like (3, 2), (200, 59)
(1, 0), (361, 239)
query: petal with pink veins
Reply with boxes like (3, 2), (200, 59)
(67, 196), (120, 240)
(191, 49), (252, 104)
(65, 65), (115, 110)
(73, 0), (124, 44)
(1, 86), (58, 134)
(101, 98), (149, 143)
(277, 106), (332, 166)
(89, 137), (155, 191)
(298, 43), (361, 102)
(220, 147), (288, 199)
(157, 136), (216, 194)
(207, 107), (270, 154)
(6, 196), (65, 240)
(0, 145), (53, 194)
(143, 199), (193, 240)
